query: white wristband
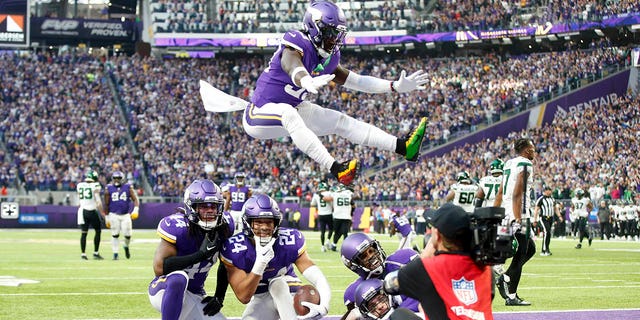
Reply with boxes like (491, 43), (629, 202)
(302, 265), (331, 309)
(343, 72), (393, 93)
(290, 66), (309, 85)
(251, 258), (268, 276)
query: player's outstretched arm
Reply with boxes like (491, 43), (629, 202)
(340, 65), (429, 94)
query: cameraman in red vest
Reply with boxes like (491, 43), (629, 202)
(385, 203), (493, 320)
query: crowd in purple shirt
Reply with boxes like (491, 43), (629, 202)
(0, 52), (140, 193)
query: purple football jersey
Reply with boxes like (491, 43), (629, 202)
(228, 185), (251, 211)
(391, 215), (413, 237)
(251, 29), (341, 108)
(343, 278), (361, 306)
(385, 249), (420, 311)
(220, 228), (305, 294)
(106, 183), (133, 214)
(343, 249), (420, 311)
(153, 213), (217, 295)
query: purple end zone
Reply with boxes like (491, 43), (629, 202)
(494, 309), (640, 320)
(228, 309), (640, 320)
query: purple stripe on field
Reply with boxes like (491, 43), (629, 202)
(494, 309), (640, 320)
(228, 309), (640, 320)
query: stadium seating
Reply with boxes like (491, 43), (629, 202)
(149, 0), (640, 34)
(1, 44), (633, 204)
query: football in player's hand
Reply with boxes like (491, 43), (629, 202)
(293, 284), (321, 316)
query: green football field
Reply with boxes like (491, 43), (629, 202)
(1, 228), (639, 319)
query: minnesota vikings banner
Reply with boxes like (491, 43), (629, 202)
(0, 0), (29, 48)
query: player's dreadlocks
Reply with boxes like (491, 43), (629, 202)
(514, 138), (532, 153)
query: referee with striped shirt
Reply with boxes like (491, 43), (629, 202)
(534, 186), (562, 256)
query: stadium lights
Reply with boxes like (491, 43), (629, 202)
(502, 38), (512, 45)
(594, 29), (604, 36)
(425, 42), (436, 49)
(631, 24), (640, 30)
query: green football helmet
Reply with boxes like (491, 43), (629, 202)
(490, 159), (504, 175)
(85, 170), (98, 182)
(318, 182), (329, 192)
(456, 171), (471, 184)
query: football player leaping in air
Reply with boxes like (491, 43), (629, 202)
(242, 0), (428, 186)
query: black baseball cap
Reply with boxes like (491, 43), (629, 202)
(431, 203), (470, 239)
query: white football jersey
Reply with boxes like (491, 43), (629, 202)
(450, 183), (479, 213)
(571, 197), (591, 218)
(501, 156), (533, 220)
(331, 189), (354, 220)
(478, 175), (502, 207)
(77, 181), (102, 211)
(310, 191), (333, 216)
(611, 205), (625, 221)
(625, 205), (637, 220)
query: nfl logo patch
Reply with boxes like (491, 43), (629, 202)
(452, 277), (478, 305)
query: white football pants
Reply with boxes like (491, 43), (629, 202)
(242, 101), (397, 171)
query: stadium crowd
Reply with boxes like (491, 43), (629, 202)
(150, 0), (640, 34)
(0, 45), (636, 203)
(0, 53), (141, 195)
(430, 0), (640, 32)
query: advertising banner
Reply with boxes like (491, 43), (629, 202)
(0, 0), (29, 48)
(154, 12), (640, 48)
(31, 17), (134, 42)
(541, 70), (630, 124)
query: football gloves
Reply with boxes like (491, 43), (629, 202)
(199, 232), (220, 259)
(300, 74), (335, 94)
(251, 237), (276, 276)
(131, 207), (139, 220)
(201, 296), (223, 316)
(297, 301), (328, 320)
(393, 70), (429, 93)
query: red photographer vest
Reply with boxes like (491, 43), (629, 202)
(422, 254), (493, 320)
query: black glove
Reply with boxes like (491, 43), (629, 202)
(199, 232), (220, 259)
(202, 296), (223, 316)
